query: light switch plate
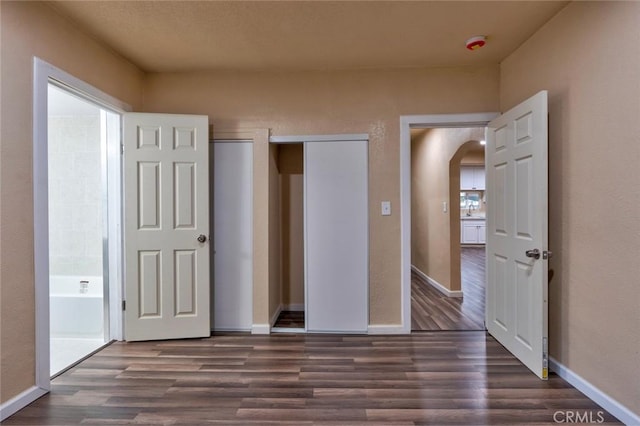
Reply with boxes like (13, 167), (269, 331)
(381, 201), (391, 216)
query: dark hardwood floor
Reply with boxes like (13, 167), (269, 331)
(273, 310), (305, 329)
(412, 247), (486, 331)
(3, 332), (620, 425)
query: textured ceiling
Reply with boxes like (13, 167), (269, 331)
(47, 1), (568, 73)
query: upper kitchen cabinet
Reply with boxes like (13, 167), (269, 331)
(461, 166), (485, 190)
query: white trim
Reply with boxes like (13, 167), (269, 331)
(399, 113), (498, 335)
(270, 327), (304, 333)
(549, 357), (638, 425)
(367, 325), (405, 335)
(284, 303), (305, 312)
(210, 129), (267, 337)
(251, 324), (271, 335)
(212, 139), (253, 144)
(0, 386), (48, 422)
(32, 57), (131, 403)
(105, 111), (123, 341)
(270, 133), (368, 144)
(33, 58), (52, 393)
(411, 265), (463, 298)
(270, 304), (283, 327)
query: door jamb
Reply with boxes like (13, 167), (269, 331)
(399, 113), (498, 333)
(32, 58), (130, 392)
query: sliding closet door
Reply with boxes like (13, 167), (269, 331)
(212, 141), (253, 331)
(305, 140), (368, 333)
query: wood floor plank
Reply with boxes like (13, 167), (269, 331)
(273, 311), (305, 329)
(3, 332), (621, 425)
(412, 247), (486, 331)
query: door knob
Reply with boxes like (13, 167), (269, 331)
(197, 234), (207, 243)
(525, 249), (540, 259)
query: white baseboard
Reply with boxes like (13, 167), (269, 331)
(270, 304), (283, 327)
(283, 303), (305, 312)
(368, 324), (409, 335)
(251, 323), (270, 335)
(411, 265), (463, 298)
(549, 357), (638, 425)
(0, 386), (48, 421)
(212, 327), (251, 333)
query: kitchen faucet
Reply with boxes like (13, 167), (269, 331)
(466, 203), (474, 217)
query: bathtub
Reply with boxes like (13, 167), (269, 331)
(50, 275), (104, 338)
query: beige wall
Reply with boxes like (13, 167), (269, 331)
(278, 144), (304, 308)
(501, 1), (640, 415)
(143, 66), (500, 325)
(460, 148), (485, 166)
(0, 1), (144, 403)
(411, 128), (483, 292)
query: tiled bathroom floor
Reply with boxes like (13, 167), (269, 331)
(50, 337), (105, 376)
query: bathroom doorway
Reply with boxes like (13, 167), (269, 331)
(47, 82), (120, 376)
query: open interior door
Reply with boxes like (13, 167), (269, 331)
(123, 113), (210, 341)
(485, 91), (549, 379)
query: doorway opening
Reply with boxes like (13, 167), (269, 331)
(409, 127), (486, 331)
(46, 82), (122, 376)
(34, 58), (130, 390)
(268, 134), (369, 334)
(399, 113), (497, 333)
(272, 143), (305, 332)
(457, 141), (488, 331)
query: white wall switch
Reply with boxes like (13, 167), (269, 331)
(443, 201), (447, 213)
(381, 201), (391, 216)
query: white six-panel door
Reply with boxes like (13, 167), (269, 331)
(485, 91), (549, 379)
(123, 113), (210, 341)
(305, 140), (368, 333)
(212, 141), (253, 331)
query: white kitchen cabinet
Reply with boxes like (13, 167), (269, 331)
(461, 219), (486, 244)
(460, 166), (485, 190)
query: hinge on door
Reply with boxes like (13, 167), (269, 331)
(120, 144), (124, 155)
(122, 300), (126, 311)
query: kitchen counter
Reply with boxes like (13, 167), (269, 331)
(461, 215), (486, 220)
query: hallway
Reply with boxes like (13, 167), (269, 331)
(412, 247), (485, 331)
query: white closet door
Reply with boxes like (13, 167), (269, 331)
(212, 142), (253, 331)
(305, 140), (368, 333)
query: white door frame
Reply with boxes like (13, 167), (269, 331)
(214, 128), (270, 334)
(399, 113), (499, 333)
(31, 58), (130, 395)
(270, 133), (369, 333)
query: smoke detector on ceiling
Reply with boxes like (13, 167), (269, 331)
(466, 35), (487, 51)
